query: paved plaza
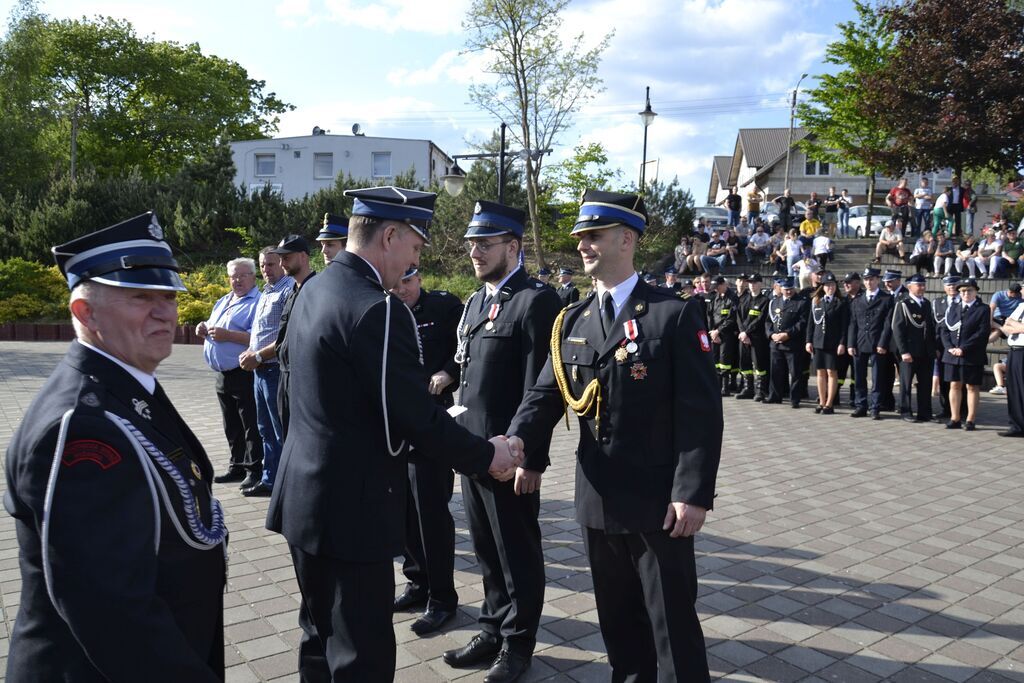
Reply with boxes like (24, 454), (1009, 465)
(0, 341), (1023, 682)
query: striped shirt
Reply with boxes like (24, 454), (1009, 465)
(249, 275), (295, 361)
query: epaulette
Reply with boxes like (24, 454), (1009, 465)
(75, 374), (107, 417)
(564, 295), (589, 311)
(429, 289), (452, 297)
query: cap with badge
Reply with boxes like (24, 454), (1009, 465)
(882, 269), (903, 282)
(942, 275), (962, 286)
(572, 190), (648, 235)
(779, 276), (797, 289)
(958, 278), (979, 291)
(863, 267), (881, 279)
(270, 234), (311, 255)
(464, 200), (525, 239)
(318, 213), (349, 241)
(773, 275), (789, 286)
(537, 267), (552, 276)
(643, 273), (657, 284)
(906, 273), (926, 285)
(743, 273), (762, 283)
(711, 275), (727, 285)
(679, 277), (694, 288)
(843, 271), (862, 283)
(52, 211), (186, 291)
(819, 271), (837, 284)
(344, 186), (435, 244)
(558, 267), (574, 276)
(665, 266), (677, 275)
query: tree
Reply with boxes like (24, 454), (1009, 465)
(797, 0), (895, 225)
(540, 142), (621, 239)
(463, 0), (611, 268)
(863, 0), (1024, 176)
(629, 176), (694, 270)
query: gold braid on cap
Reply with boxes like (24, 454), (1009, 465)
(550, 307), (602, 431)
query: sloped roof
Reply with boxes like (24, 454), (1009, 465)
(738, 127), (810, 168)
(707, 155), (733, 202)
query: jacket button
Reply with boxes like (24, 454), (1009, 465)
(599, 361), (607, 369)
(572, 354), (577, 361)
(463, 381), (468, 387)
(601, 436), (610, 444)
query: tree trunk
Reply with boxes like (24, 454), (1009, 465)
(524, 157), (547, 269)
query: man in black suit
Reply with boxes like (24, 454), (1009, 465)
(440, 200), (562, 683)
(890, 273), (936, 422)
(847, 267), (896, 419)
(506, 190), (723, 682)
(766, 276), (810, 408)
(556, 266), (580, 307)
(391, 267), (465, 635)
(266, 187), (521, 682)
(5, 213), (227, 682)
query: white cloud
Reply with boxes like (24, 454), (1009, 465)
(275, 0), (314, 27)
(49, 2), (197, 41)
(319, 0), (471, 35)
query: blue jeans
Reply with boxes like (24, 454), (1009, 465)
(838, 208), (850, 237)
(254, 364), (284, 488)
(699, 255), (725, 273)
(727, 209), (740, 227)
(915, 209), (932, 235)
(965, 211), (975, 236)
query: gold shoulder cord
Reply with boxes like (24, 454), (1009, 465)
(550, 307), (602, 431)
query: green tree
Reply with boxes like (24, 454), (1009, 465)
(463, 0), (611, 268)
(538, 142), (620, 251)
(797, 0), (895, 226)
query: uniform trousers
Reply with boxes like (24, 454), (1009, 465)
(877, 353), (897, 411)
(462, 476), (545, 656)
(289, 546), (395, 683)
(713, 334), (738, 376)
(768, 345), (804, 405)
(402, 454), (457, 610)
(738, 336), (769, 379)
(852, 352), (886, 412)
(836, 352), (854, 404)
(583, 526), (710, 683)
(1007, 348), (1024, 433)
(899, 357), (933, 420)
(215, 367), (261, 472)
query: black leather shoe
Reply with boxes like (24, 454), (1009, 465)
(443, 634), (501, 668)
(791, 402), (801, 409)
(410, 607), (455, 635)
(998, 430), (1024, 437)
(213, 467), (246, 484)
(964, 421), (976, 431)
(946, 420), (962, 429)
(239, 472), (261, 490)
(871, 412), (882, 420)
(850, 408), (867, 418)
(484, 650), (531, 683)
(821, 406), (835, 415)
(764, 398), (782, 404)
(814, 404), (823, 414)
(902, 413), (916, 423)
(241, 482), (272, 497)
(393, 588), (428, 612)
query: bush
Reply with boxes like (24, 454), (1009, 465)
(0, 258), (69, 322)
(177, 268), (230, 325)
(420, 272), (480, 300)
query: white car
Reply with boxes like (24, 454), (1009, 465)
(848, 205), (891, 238)
(759, 201), (808, 229)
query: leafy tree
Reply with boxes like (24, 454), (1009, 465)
(627, 176), (695, 271)
(863, 0), (1024, 176)
(463, 0), (611, 268)
(537, 142), (620, 252)
(797, 0), (895, 226)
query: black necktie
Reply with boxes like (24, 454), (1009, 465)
(602, 293), (616, 336)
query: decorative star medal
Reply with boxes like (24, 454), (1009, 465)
(485, 302), (501, 331)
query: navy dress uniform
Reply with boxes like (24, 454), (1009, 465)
(805, 273), (849, 362)
(836, 272), (862, 407)
(556, 267), (581, 307)
(939, 279), (990, 388)
(398, 268), (466, 627)
(890, 273), (936, 421)
(508, 190), (723, 682)
(766, 277), (810, 407)
(266, 187), (502, 682)
(876, 269), (904, 411)
(273, 234), (318, 440)
(736, 273), (770, 401)
(708, 276), (740, 396)
(846, 268), (895, 418)
(5, 213), (227, 682)
(933, 276), (962, 419)
(444, 200), (562, 673)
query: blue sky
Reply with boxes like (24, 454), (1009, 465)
(4, 0), (859, 202)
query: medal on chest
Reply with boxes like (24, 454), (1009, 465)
(485, 302), (500, 331)
(615, 319), (640, 363)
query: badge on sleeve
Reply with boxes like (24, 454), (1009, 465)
(698, 330), (711, 352)
(62, 440), (122, 470)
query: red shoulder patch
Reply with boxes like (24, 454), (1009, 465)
(698, 330), (711, 352)
(62, 440), (122, 470)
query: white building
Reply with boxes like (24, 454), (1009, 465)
(228, 129), (454, 200)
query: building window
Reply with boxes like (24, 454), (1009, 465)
(255, 153), (276, 176)
(314, 153), (333, 179)
(372, 152), (391, 178)
(805, 159), (830, 176)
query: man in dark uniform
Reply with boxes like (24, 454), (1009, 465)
(506, 189), (723, 682)
(766, 276), (810, 408)
(316, 212), (348, 262)
(440, 200), (562, 683)
(643, 272), (658, 287)
(891, 273), (936, 422)
(847, 267), (895, 419)
(536, 267), (554, 288)
(837, 272), (863, 408)
(663, 266), (682, 291)
(708, 274), (739, 396)
(390, 267), (465, 635)
(266, 187), (521, 683)
(876, 269), (904, 411)
(556, 266), (580, 306)
(4, 212), (227, 682)
(736, 273), (771, 401)
(932, 275), (961, 420)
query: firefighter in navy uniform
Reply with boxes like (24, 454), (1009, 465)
(556, 267), (580, 307)
(391, 267), (466, 635)
(708, 275), (740, 396)
(836, 272), (863, 408)
(4, 213), (227, 682)
(890, 273), (936, 422)
(847, 267), (896, 419)
(932, 275), (961, 421)
(766, 276), (810, 407)
(736, 273), (771, 401)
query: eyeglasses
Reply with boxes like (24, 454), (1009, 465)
(464, 239), (513, 255)
(229, 272), (255, 280)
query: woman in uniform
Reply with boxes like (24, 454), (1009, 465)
(805, 271), (849, 414)
(940, 278), (990, 430)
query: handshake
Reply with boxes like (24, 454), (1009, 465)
(486, 436), (539, 495)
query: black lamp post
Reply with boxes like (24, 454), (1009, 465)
(442, 122), (550, 202)
(639, 86), (657, 192)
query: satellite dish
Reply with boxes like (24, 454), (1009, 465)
(352, 123), (362, 135)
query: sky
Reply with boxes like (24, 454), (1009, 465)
(2, 0), (860, 203)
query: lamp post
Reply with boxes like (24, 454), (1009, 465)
(442, 122), (550, 202)
(783, 73), (808, 195)
(639, 86), (657, 192)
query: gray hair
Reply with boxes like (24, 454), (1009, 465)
(227, 257), (256, 274)
(69, 281), (109, 338)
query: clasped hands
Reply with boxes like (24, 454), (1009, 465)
(487, 435), (542, 495)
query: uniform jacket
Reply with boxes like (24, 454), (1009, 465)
(411, 289), (463, 407)
(275, 270), (315, 430)
(766, 295), (810, 352)
(738, 290), (769, 339)
(940, 300), (990, 367)
(805, 295), (849, 351)
(4, 342), (225, 682)
(456, 268), (563, 473)
(557, 283), (580, 307)
(933, 295), (959, 351)
(508, 282), (723, 533)
(709, 290), (739, 336)
(266, 251), (493, 562)
(890, 295), (936, 359)
(847, 290), (895, 352)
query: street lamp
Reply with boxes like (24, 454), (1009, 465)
(639, 86), (657, 192)
(441, 160), (466, 197)
(442, 122), (550, 204)
(783, 73), (808, 195)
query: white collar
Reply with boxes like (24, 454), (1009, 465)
(485, 266), (521, 297)
(351, 252), (383, 285)
(79, 340), (156, 395)
(596, 272), (639, 313)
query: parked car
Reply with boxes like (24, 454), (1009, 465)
(694, 206), (730, 231)
(759, 201), (808, 229)
(848, 205), (891, 238)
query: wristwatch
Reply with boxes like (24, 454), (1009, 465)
(254, 352), (264, 364)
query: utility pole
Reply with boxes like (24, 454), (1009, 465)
(783, 74), (808, 194)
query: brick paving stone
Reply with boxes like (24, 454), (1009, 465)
(2, 341), (1024, 681)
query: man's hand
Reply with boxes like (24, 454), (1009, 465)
(805, 342), (813, 354)
(663, 502), (707, 538)
(506, 435), (525, 462)
(950, 347), (963, 357)
(876, 346), (888, 355)
(849, 347), (858, 357)
(196, 321), (209, 338)
(428, 371), (455, 395)
(901, 353), (913, 362)
(710, 329), (721, 343)
(207, 326), (226, 342)
(238, 350), (260, 371)
(488, 436), (521, 482)
(739, 331), (750, 345)
(513, 468), (542, 495)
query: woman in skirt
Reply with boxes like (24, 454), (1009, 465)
(805, 271), (849, 413)
(940, 278), (990, 430)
